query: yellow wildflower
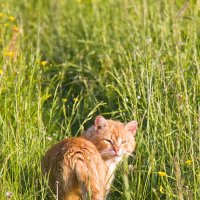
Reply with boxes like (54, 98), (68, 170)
(158, 171), (167, 177)
(4, 51), (14, 58)
(40, 61), (48, 66)
(9, 16), (15, 22)
(159, 185), (164, 194)
(0, 13), (4, 19)
(73, 97), (79, 103)
(185, 160), (192, 165)
(13, 25), (19, 32)
(0, 69), (3, 75)
(62, 98), (67, 103)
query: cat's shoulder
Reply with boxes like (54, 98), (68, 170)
(46, 136), (98, 154)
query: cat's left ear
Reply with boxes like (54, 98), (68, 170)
(95, 115), (108, 132)
(125, 121), (138, 136)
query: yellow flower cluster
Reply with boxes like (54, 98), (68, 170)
(0, 13), (19, 31)
(158, 171), (167, 177)
(185, 160), (192, 165)
(40, 61), (48, 66)
(62, 98), (67, 103)
(9, 16), (15, 22)
(0, 13), (16, 22)
(73, 97), (79, 103)
(159, 185), (164, 194)
(4, 51), (14, 58)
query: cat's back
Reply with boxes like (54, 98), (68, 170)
(62, 137), (102, 162)
(42, 137), (103, 173)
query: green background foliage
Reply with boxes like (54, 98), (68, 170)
(0, 0), (199, 199)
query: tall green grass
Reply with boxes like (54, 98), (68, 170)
(0, 0), (199, 199)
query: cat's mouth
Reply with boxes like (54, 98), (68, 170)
(114, 150), (123, 157)
(99, 149), (123, 158)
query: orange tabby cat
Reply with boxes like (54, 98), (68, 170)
(42, 116), (137, 200)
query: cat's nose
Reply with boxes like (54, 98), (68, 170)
(113, 145), (119, 155)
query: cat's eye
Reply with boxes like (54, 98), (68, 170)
(104, 139), (113, 144)
(122, 140), (127, 144)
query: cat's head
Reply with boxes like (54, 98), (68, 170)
(83, 116), (138, 161)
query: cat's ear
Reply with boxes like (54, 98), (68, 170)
(95, 116), (108, 132)
(125, 121), (138, 136)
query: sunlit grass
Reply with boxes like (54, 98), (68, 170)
(0, 0), (199, 199)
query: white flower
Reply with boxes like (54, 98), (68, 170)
(5, 191), (12, 198)
(46, 136), (52, 141)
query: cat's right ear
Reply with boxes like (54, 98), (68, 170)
(125, 120), (138, 136)
(95, 116), (108, 132)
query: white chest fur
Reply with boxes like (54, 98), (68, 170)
(105, 156), (122, 193)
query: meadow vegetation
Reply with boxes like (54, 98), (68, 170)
(0, 0), (200, 199)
